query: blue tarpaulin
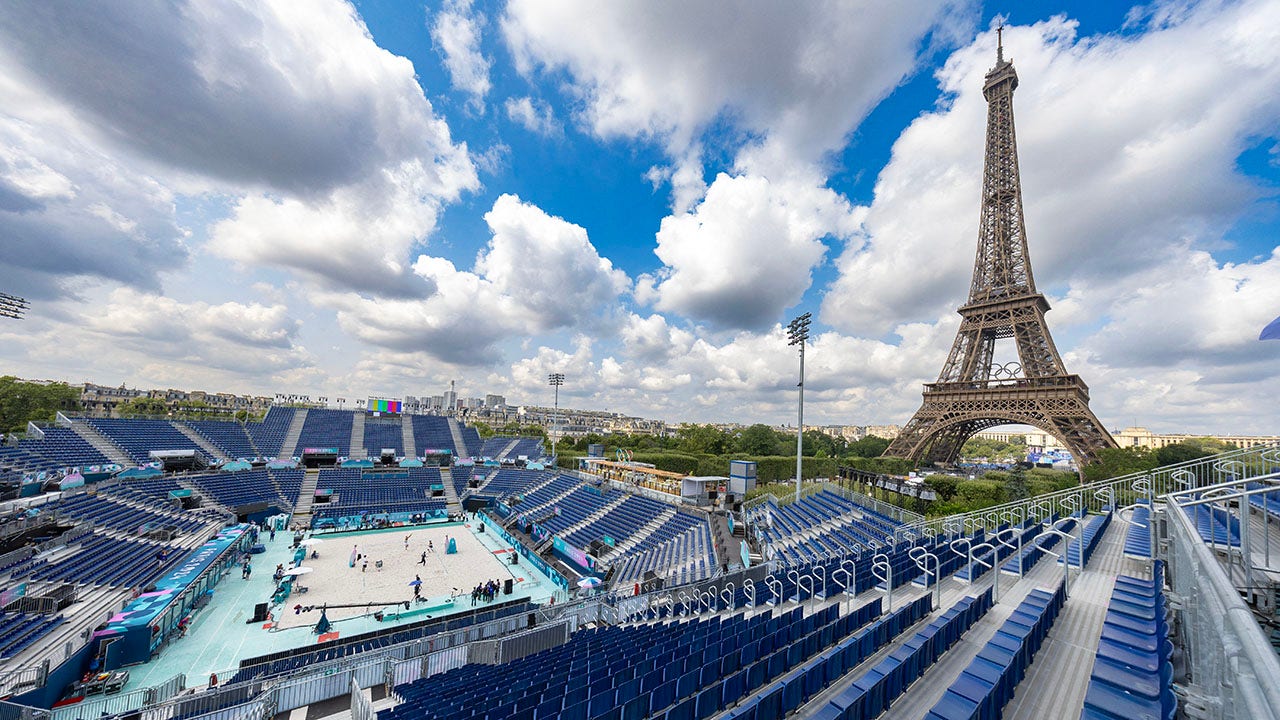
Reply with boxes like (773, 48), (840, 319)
(1262, 315), (1280, 341)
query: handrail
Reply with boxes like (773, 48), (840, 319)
(871, 553), (892, 612)
(1030, 518), (1078, 597)
(909, 545), (941, 606)
(797, 574), (814, 605)
(743, 578), (756, 609)
(890, 444), (1279, 545)
(765, 575), (782, 607)
(812, 565), (827, 600)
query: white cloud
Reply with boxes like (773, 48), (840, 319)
(431, 0), (492, 110)
(504, 96), (560, 136)
(314, 194), (629, 363)
(638, 173), (861, 329)
(0, 0), (479, 297)
(823, 6), (1280, 335)
(0, 288), (313, 392)
(502, 0), (972, 177)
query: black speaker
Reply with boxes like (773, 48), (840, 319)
(509, 553), (519, 565)
(503, 579), (513, 595)
(479, 523), (486, 533)
(527, 613), (537, 628)
(250, 602), (268, 622)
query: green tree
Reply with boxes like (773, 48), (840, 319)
(1154, 441), (1218, 466)
(1082, 447), (1158, 483)
(847, 435), (890, 458)
(1005, 464), (1030, 501)
(675, 424), (729, 455)
(924, 475), (959, 501)
(471, 421), (494, 439)
(0, 376), (82, 432)
(736, 424), (784, 456)
(119, 396), (170, 417)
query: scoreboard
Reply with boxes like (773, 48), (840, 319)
(368, 398), (402, 414)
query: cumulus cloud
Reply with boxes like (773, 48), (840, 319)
(502, 0), (971, 177)
(314, 194), (629, 363)
(0, 288), (312, 392)
(431, 0), (492, 110)
(0, 0), (478, 297)
(504, 96), (560, 136)
(823, 5), (1280, 335)
(637, 173), (861, 329)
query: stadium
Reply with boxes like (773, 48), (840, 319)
(0, 406), (1277, 720)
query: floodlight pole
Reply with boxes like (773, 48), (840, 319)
(548, 373), (565, 460)
(787, 313), (811, 504)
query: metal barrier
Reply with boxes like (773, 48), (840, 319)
(1164, 487), (1280, 720)
(349, 678), (374, 720)
(889, 443), (1279, 545)
(0, 701), (49, 720)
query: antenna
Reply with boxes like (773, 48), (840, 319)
(997, 23), (1005, 64)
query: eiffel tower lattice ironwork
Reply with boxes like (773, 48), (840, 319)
(886, 29), (1117, 465)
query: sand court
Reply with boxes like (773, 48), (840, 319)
(271, 521), (529, 630)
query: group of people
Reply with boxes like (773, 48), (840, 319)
(470, 578), (504, 605)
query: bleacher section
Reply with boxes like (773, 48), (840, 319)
(479, 468), (552, 499)
(752, 490), (905, 564)
(383, 598), (929, 720)
(247, 406), (295, 457)
(926, 580), (1067, 720)
(185, 469), (297, 513)
(0, 612), (64, 659)
(185, 420), (257, 459)
(362, 420), (403, 457)
(411, 415), (457, 457)
(802, 590), (994, 720)
(311, 468), (447, 522)
(10, 533), (183, 588)
(26, 427), (110, 468)
(49, 492), (207, 535)
(86, 418), (212, 465)
(1080, 562), (1175, 720)
(294, 409), (354, 456)
(459, 426), (482, 458)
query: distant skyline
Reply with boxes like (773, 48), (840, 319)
(0, 1), (1277, 435)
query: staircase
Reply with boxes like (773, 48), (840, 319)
(710, 512), (741, 570)
(68, 420), (132, 465)
(439, 467), (462, 515)
(350, 412), (366, 459)
(293, 469), (320, 521)
(612, 506), (676, 555)
(171, 421), (228, 463)
(499, 438), (520, 459)
(447, 418), (469, 458)
(279, 409), (308, 458)
(401, 415), (416, 459)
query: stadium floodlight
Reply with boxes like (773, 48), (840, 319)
(0, 293), (29, 320)
(787, 312), (811, 503)
(548, 373), (565, 460)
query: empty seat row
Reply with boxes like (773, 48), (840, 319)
(1080, 561), (1175, 720)
(926, 580), (1067, 720)
(804, 590), (994, 720)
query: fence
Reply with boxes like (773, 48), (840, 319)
(1164, 484), (1280, 720)
(467, 620), (570, 665)
(882, 443), (1280, 545)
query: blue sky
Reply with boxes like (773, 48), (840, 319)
(0, 0), (1277, 434)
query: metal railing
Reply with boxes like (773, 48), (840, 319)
(1164, 482), (1280, 720)
(889, 443), (1279, 545)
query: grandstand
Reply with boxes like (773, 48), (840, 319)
(0, 419), (1277, 720)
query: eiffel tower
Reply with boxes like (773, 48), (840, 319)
(886, 29), (1117, 465)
